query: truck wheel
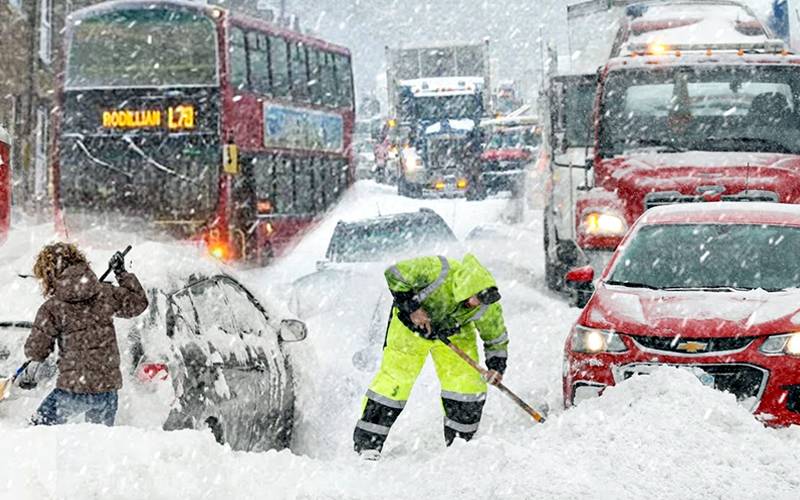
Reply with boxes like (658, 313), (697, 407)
(544, 214), (567, 292)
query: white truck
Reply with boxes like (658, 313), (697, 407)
(384, 41), (491, 198)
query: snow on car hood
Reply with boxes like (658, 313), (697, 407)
(602, 151), (800, 202)
(586, 284), (800, 338)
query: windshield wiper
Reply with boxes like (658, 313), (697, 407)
(661, 285), (750, 292)
(698, 137), (792, 154)
(605, 280), (661, 290)
(626, 139), (686, 153)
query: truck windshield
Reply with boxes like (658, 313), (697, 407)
(66, 8), (218, 89)
(487, 129), (540, 149)
(608, 224), (800, 291)
(412, 95), (482, 121)
(599, 66), (800, 156)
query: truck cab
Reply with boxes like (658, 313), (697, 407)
(395, 77), (485, 197)
(559, 41), (800, 283)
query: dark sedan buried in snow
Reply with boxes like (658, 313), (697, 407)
(0, 270), (307, 451)
(562, 203), (800, 427)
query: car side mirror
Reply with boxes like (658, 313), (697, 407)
(565, 266), (595, 308)
(279, 319), (308, 342)
(584, 158), (594, 170)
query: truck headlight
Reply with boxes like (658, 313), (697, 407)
(402, 147), (423, 172)
(571, 325), (627, 353)
(583, 212), (627, 236)
(759, 333), (800, 356)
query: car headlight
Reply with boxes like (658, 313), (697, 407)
(582, 212), (627, 236)
(571, 325), (627, 353)
(759, 333), (800, 356)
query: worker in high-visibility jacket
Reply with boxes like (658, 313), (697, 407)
(353, 253), (509, 458)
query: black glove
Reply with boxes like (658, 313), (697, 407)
(16, 361), (40, 390)
(486, 355), (507, 375)
(391, 291), (421, 315)
(109, 251), (127, 276)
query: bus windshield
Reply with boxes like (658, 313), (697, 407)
(66, 8), (218, 89)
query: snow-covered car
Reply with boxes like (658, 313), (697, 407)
(290, 209), (460, 361)
(562, 202), (800, 426)
(0, 263), (307, 451)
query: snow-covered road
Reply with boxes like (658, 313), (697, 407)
(1, 181), (799, 499)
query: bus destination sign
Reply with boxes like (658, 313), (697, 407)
(101, 104), (196, 131)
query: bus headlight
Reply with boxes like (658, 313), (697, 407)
(583, 212), (627, 236)
(760, 333), (800, 356)
(571, 325), (627, 353)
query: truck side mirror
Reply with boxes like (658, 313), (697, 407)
(565, 266), (595, 308)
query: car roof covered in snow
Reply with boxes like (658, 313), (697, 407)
(640, 202), (800, 227)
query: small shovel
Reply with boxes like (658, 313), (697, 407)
(0, 360), (31, 402)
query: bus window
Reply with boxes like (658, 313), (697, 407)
(270, 36), (290, 99)
(308, 49), (323, 106)
(248, 32), (271, 95)
(230, 27), (248, 91)
(250, 155), (276, 204)
(290, 42), (309, 102)
(334, 54), (354, 108)
(295, 157), (315, 214)
(320, 52), (337, 107)
(275, 156), (294, 214)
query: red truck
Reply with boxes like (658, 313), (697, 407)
(545, 0), (778, 289)
(545, 39), (800, 287)
(0, 125), (10, 243)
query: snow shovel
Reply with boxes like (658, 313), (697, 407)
(0, 360), (31, 402)
(99, 245), (132, 282)
(438, 335), (546, 424)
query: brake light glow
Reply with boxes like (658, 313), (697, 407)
(208, 241), (231, 261)
(137, 363), (169, 382)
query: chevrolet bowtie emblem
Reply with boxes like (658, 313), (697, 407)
(676, 341), (708, 353)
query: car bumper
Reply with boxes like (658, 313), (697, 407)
(563, 337), (800, 426)
(481, 169), (524, 193)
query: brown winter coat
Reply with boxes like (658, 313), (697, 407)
(25, 263), (148, 393)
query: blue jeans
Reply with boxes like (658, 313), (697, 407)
(32, 388), (118, 426)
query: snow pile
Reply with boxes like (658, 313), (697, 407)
(1, 367), (798, 499)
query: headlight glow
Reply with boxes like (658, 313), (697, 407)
(571, 325), (627, 354)
(402, 147), (423, 172)
(583, 212), (627, 236)
(760, 333), (800, 356)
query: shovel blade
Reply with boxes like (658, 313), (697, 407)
(0, 377), (11, 401)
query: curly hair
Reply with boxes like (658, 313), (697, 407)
(33, 242), (89, 297)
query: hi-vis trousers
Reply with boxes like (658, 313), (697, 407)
(353, 308), (487, 452)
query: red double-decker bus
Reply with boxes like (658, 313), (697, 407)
(55, 0), (355, 263)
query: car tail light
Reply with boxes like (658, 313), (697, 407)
(137, 363), (169, 382)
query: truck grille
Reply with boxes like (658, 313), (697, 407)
(631, 335), (755, 354)
(644, 190), (778, 211)
(617, 363), (767, 403)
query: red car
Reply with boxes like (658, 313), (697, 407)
(0, 125), (10, 243)
(563, 202), (800, 427)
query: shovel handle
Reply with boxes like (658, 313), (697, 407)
(99, 245), (132, 282)
(439, 335), (546, 424)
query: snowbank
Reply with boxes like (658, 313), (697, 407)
(1, 367), (798, 500)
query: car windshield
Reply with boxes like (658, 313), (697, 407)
(599, 66), (800, 156)
(327, 216), (457, 262)
(608, 223), (800, 291)
(66, 8), (218, 88)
